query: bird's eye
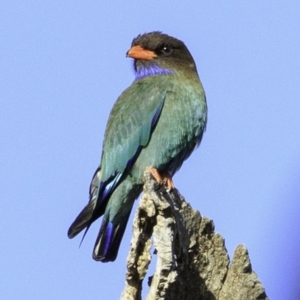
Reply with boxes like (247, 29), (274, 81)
(160, 44), (173, 55)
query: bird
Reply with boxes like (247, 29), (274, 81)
(67, 31), (207, 262)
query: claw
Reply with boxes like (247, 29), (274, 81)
(146, 167), (175, 191)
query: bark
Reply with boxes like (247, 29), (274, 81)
(121, 171), (268, 300)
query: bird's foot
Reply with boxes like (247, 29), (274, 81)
(146, 167), (175, 191)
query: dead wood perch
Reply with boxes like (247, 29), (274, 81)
(121, 170), (268, 300)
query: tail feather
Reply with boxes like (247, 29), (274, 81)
(68, 170), (141, 262)
(67, 200), (96, 238)
(92, 210), (132, 262)
(67, 167), (118, 240)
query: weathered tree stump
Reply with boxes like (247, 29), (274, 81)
(121, 171), (268, 300)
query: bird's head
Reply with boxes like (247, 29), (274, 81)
(126, 31), (198, 80)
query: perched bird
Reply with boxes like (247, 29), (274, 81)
(68, 31), (207, 262)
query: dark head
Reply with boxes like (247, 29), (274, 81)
(126, 31), (198, 80)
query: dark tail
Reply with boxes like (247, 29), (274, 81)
(92, 206), (132, 262)
(68, 169), (141, 262)
(67, 201), (95, 239)
(67, 167), (113, 240)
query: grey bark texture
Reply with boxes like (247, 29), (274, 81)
(120, 171), (268, 300)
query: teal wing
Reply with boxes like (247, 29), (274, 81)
(67, 80), (166, 240)
(101, 82), (167, 181)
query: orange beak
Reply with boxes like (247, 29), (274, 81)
(126, 45), (157, 60)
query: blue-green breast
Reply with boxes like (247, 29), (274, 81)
(130, 73), (207, 180)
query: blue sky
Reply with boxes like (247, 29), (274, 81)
(1, 1), (300, 299)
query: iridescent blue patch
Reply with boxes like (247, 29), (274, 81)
(135, 64), (175, 80)
(103, 222), (114, 255)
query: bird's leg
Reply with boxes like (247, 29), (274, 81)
(146, 167), (175, 191)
